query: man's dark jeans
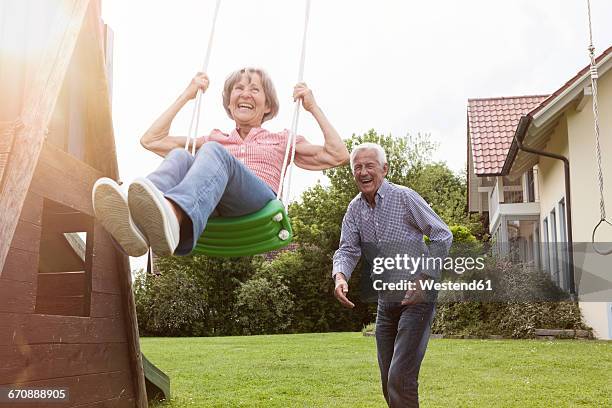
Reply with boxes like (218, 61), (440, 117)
(375, 299), (436, 408)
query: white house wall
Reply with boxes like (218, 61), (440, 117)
(537, 118), (569, 232)
(565, 70), (612, 340)
(566, 74), (612, 243)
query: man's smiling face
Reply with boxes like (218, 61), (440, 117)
(352, 149), (388, 199)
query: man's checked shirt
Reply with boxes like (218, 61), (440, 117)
(332, 180), (453, 281)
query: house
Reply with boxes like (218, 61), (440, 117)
(0, 1), (168, 406)
(467, 46), (612, 340)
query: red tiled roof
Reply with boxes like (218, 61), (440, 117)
(468, 95), (548, 175)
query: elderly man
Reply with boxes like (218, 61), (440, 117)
(332, 142), (452, 408)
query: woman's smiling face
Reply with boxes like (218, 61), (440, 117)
(228, 72), (270, 128)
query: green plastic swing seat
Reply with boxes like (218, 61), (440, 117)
(193, 199), (293, 257)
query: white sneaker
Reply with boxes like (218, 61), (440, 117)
(128, 177), (180, 256)
(92, 177), (149, 257)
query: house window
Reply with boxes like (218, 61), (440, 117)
(35, 199), (93, 316)
(533, 224), (540, 270)
(502, 176), (523, 203)
(542, 217), (550, 272)
(550, 208), (559, 285)
(558, 198), (569, 289)
(526, 168), (535, 202)
(506, 219), (538, 266)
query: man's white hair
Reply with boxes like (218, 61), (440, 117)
(350, 142), (387, 172)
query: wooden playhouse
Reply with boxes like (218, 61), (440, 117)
(0, 1), (169, 406)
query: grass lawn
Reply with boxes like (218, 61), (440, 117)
(141, 333), (611, 407)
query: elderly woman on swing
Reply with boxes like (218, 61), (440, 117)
(93, 68), (348, 257)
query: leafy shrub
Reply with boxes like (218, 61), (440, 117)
(257, 249), (376, 333)
(432, 258), (589, 338)
(135, 255), (257, 336)
(234, 277), (294, 335)
(449, 225), (478, 243)
(134, 267), (208, 336)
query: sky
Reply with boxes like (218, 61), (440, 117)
(99, 0), (612, 270)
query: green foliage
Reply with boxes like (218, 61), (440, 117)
(432, 258), (589, 338)
(134, 267), (208, 337)
(256, 249), (375, 333)
(495, 301), (586, 338)
(234, 276), (294, 335)
(449, 225), (478, 243)
(135, 256), (257, 336)
(425, 224), (478, 246)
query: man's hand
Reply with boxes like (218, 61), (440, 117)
(401, 276), (429, 305)
(293, 82), (318, 113)
(333, 273), (355, 308)
(183, 72), (210, 100)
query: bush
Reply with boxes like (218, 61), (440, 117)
(258, 249), (376, 333)
(135, 255), (257, 336)
(449, 225), (478, 243)
(494, 301), (586, 338)
(134, 268), (208, 337)
(432, 258), (589, 338)
(234, 277), (294, 335)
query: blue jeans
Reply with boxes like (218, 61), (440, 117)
(375, 300), (436, 408)
(146, 143), (276, 255)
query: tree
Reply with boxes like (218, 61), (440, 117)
(135, 255), (258, 336)
(234, 276), (294, 335)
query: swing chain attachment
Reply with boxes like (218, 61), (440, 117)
(586, 0), (612, 255)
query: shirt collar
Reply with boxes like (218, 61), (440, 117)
(377, 179), (391, 198)
(359, 179), (390, 204)
(231, 127), (265, 141)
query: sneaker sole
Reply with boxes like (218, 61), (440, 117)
(128, 178), (178, 256)
(92, 178), (149, 257)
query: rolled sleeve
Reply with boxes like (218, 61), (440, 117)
(332, 207), (361, 281)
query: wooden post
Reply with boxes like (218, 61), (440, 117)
(117, 253), (149, 408)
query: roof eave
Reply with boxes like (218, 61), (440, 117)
(501, 115), (532, 175)
(473, 170), (506, 177)
(501, 47), (612, 176)
(531, 51), (612, 128)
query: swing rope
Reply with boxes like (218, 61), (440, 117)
(586, 0), (612, 255)
(277, 0), (311, 206)
(184, 0), (222, 155)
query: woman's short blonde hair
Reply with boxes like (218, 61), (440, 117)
(222, 67), (279, 123)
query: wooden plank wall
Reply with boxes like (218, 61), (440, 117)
(0, 121), (16, 187)
(0, 0), (148, 405)
(0, 0), (90, 276)
(0, 143), (137, 407)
